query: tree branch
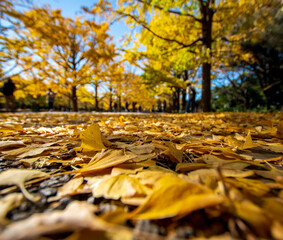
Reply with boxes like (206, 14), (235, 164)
(121, 13), (202, 48)
(137, 0), (202, 22)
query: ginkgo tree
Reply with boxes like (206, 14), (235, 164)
(17, 7), (115, 111)
(92, 0), (282, 112)
(0, 0), (38, 80)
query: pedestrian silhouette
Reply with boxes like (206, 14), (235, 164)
(2, 78), (16, 112)
(47, 89), (56, 111)
(186, 83), (196, 113)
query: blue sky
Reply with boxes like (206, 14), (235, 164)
(36, 0), (130, 47)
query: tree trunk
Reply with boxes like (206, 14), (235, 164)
(109, 87), (113, 112)
(71, 86), (78, 112)
(132, 102), (137, 112)
(200, 0), (214, 112)
(94, 84), (99, 111)
(172, 87), (180, 112)
(181, 88), (186, 111)
(118, 95), (121, 112)
(202, 62), (211, 112)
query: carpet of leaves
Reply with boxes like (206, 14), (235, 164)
(0, 112), (283, 240)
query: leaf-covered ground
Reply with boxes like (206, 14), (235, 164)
(0, 112), (283, 240)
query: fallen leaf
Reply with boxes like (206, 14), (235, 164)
(127, 144), (155, 155)
(225, 178), (270, 197)
(129, 174), (222, 219)
(0, 201), (132, 240)
(0, 141), (26, 151)
(57, 177), (84, 197)
(255, 164), (283, 180)
(234, 200), (270, 236)
(187, 168), (254, 181)
(164, 142), (183, 163)
(0, 122), (23, 132)
(111, 165), (144, 176)
(242, 131), (255, 149)
(0, 169), (48, 202)
(91, 174), (150, 199)
(132, 170), (173, 187)
(176, 162), (207, 172)
(271, 221), (283, 239)
(124, 125), (138, 131)
(0, 193), (24, 221)
(74, 123), (106, 152)
(77, 149), (137, 175)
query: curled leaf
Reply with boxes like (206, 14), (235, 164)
(0, 169), (48, 202)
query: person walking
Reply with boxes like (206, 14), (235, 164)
(2, 78), (16, 112)
(47, 88), (56, 111)
(186, 83), (196, 113)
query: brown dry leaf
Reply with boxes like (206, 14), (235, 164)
(124, 125), (138, 132)
(0, 169), (48, 202)
(0, 201), (132, 240)
(3, 142), (60, 158)
(77, 149), (137, 175)
(99, 206), (129, 225)
(111, 165), (144, 176)
(57, 177), (84, 197)
(234, 200), (270, 236)
(164, 142), (183, 163)
(17, 146), (60, 159)
(201, 155), (252, 170)
(0, 122), (23, 132)
(127, 144), (155, 155)
(225, 178), (270, 197)
(187, 168), (254, 181)
(129, 174), (223, 219)
(91, 174), (151, 200)
(74, 123), (106, 152)
(176, 162), (207, 172)
(259, 142), (283, 153)
(271, 221), (283, 239)
(0, 141), (26, 151)
(0, 193), (24, 221)
(262, 197), (283, 222)
(255, 164), (283, 181)
(132, 152), (156, 162)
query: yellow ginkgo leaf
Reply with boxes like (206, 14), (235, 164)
(57, 177), (84, 197)
(77, 149), (137, 174)
(225, 178), (270, 197)
(91, 174), (150, 199)
(242, 131), (255, 149)
(0, 169), (48, 202)
(74, 123), (106, 152)
(129, 175), (222, 219)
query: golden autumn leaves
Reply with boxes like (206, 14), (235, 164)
(0, 112), (283, 239)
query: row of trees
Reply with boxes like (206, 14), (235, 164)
(94, 0), (282, 111)
(0, 0), (158, 112)
(0, 0), (282, 112)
